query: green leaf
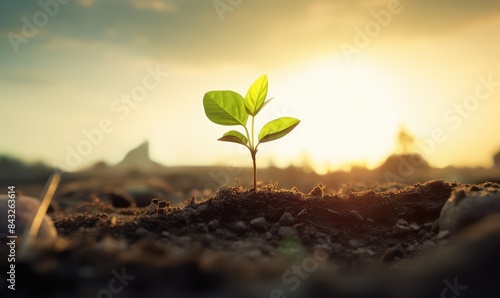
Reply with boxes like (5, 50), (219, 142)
(245, 75), (268, 116)
(203, 91), (249, 126)
(258, 117), (300, 144)
(218, 130), (249, 147)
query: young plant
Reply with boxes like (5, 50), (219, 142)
(203, 75), (300, 190)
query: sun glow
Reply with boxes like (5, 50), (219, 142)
(274, 57), (404, 173)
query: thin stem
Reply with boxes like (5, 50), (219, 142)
(251, 116), (255, 149)
(251, 150), (257, 190)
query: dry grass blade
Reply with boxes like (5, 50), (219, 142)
(21, 172), (61, 251)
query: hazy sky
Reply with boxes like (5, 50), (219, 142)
(1, 0), (500, 173)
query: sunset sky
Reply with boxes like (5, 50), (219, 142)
(1, 0), (500, 173)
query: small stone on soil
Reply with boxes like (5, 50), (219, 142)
(279, 212), (295, 226)
(208, 220), (219, 232)
(353, 248), (376, 257)
(250, 217), (268, 232)
(0, 194), (58, 240)
(393, 224), (411, 237)
(135, 227), (149, 236)
(146, 202), (157, 215)
(439, 185), (500, 233)
(380, 244), (404, 262)
(421, 240), (437, 250)
(437, 230), (451, 240)
(234, 221), (247, 233)
(396, 219), (409, 226)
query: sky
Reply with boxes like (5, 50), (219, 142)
(1, 0), (500, 173)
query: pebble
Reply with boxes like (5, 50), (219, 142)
(135, 227), (149, 236)
(349, 239), (362, 248)
(353, 248), (376, 256)
(208, 220), (219, 232)
(234, 221), (247, 233)
(437, 230), (451, 240)
(0, 194), (57, 240)
(146, 202), (157, 215)
(393, 224), (411, 237)
(396, 219), (409, 226)
(279, 212), (295, 227)
(380, 244), (404, 262)
(278, 226), (298, 238)
(196, 223), (209, 234)
(439, 186), (500, 233)
(250, 217), (268, 232)
(421, 240), (437, 250)
(409, 223), (420, 231)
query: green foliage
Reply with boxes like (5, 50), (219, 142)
(203, 91), (248, 126)
(258, 117), (301, 143)
(203, 75), (301, 189)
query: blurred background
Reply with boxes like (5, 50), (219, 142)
(1, 0), (500, 196)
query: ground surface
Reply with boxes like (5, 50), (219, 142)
(2, 180), (500, 298)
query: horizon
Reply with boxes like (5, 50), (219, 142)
(1, 0), (500, 174)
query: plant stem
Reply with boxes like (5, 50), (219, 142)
(251, 149), (257, 190)
(251, 116), (255, 149)
(250, 116), (257, 190)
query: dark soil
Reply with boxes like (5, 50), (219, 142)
(3, 180), (500, 298)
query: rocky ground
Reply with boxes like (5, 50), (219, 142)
(1, 180), (500, 298)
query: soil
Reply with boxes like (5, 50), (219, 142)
(2, 180), (500, 298)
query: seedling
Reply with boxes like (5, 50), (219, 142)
(203, 75), (300, 190)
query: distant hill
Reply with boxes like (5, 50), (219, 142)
(114, 141), (162, 171)
(0, 155), (52, 182)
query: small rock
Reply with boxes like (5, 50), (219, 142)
(349, 239), (362, 248)
(158, 200), (170, 208)
(146, 202), (157, 215)
(135, 227), (149, 236)
(439, 186), (500, 233)
(250, 217), (268, 232)
(196, 223), (209, 233)
(393, 224), (411, 237)
(278, 226), (297, 238)
(421, 240), (437, 250)
(348, 210), (364, 222)
(380, 244), (404, 262)
(309, 184), (324, 197)
(423, 232), (433, 240)
(234, 221), (247, 233)
(353, 248), (376, 256)
(0, 194), (57, 240)
(409, 223), (420, 231)
(208, 220), (219, 232)
(437, 230), (451, 240)
(279, 212), (295, 227)
(396, 219), (409, 226)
